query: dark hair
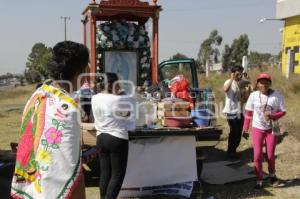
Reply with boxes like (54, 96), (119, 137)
(231, 65), (244, 73)
(96, 73), (119, 94)
(47, 41), (89, 81)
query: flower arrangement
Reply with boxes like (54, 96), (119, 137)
(96, 19), (151, 85)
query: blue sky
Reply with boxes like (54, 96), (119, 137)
(0, 0), (283, 75)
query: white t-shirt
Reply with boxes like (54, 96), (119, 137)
(91, 93), (136, 140)
(245, 90), (286, 130)
(223, 79), (241, 114)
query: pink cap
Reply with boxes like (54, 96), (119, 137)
(257, 73), (271, 82)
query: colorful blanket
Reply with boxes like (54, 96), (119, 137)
(11, 84), (83, 199)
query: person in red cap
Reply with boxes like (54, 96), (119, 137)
(242, 72), (286, 190)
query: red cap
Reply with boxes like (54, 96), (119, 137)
(257, 73), (272, 82)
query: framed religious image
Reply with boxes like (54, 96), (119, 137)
(104, 51), (138, 85)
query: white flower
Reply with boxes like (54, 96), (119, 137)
(140, 57), (147, 64)
(139, 36), (145, 43)
(116, 22), (122, 29)
(107, 41), (113, 48)
(139, 27), (146, 35)
(100, 35), (107, 41)
(142, 63), (150, 68)
(133, 41), (139, 48)
(97, 29), (104, 35)
(127, 36), (134, 42)
(128, 28), (134, 36)
(103, 26), (110, 32)
(112, 34), (119, 41)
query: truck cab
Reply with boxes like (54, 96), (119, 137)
(159, 58), (199, 89)
(159, 58), (216, 126)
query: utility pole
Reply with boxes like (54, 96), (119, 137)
(60, 16), (70, 41)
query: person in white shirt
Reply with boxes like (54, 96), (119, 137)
(91, 73), (135, 199)
(242, 73), (286, 190)
(223, 65), (247, 158)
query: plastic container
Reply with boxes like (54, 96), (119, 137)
(191, 109), (209, 127)
(164, 117), (192, 128)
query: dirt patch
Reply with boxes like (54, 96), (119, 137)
(198, 128), (300, 199)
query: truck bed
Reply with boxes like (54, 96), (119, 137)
(81, 123), (222, 146)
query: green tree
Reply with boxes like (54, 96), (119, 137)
(248, 51), (272, 67)
(197, 30), (223, 66)
(195, 59), (204, 73)
(24, 69), (42, 84)
(222, 34), (249, 71)
(0, 73), (13, 81)
(170, 53), (188, 60)
(222, 44), (232, 72)
(15, 74), (25, 86)
(25, 43), (52, 80)
(230, 34), (249, 65)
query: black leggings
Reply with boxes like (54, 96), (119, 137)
(96, 133), (129, 199)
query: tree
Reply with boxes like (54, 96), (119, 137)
(24, 69), (42, 84)
(222, 34), (249, 71)
(222, 44), (232, 72)
(0, 73), (13, 81)
(197, 30), (223, 66)
(170, 53), (188, 60)
(248, 51), (272, 67)
(230, 34), (249, 65)
(25, 43), (52, 81)
(195, 59), (205, 73)
(15, 74), (25, 86)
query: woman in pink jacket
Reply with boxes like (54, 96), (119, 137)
(242, 73), (286, 190)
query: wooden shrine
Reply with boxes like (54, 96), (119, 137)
(81, 0), (162, 83)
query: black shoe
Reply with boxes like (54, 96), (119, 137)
(254, 183), (263, 190)
(270, 176), (282, 187)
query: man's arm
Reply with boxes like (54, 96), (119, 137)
(224, 73), (235, 92)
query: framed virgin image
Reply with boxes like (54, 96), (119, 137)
(104, 51), (138, 86)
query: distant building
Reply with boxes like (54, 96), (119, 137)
(276, 0), (300, 75)
(0, 77), (21, 88)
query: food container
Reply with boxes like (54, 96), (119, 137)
(164, 117), (192, 128)
(191, 109), (209, 127)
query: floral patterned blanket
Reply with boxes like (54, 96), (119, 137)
(11, 84), (82, 199)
